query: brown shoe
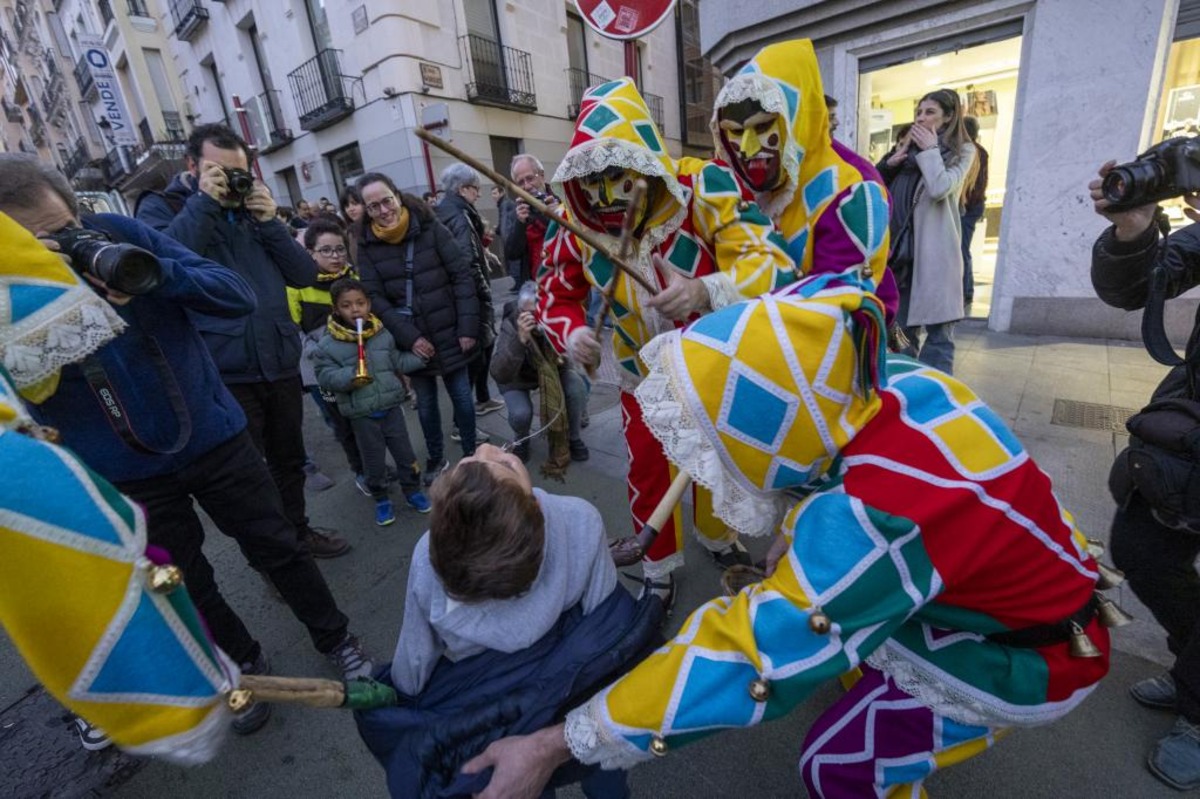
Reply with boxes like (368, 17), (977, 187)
(609, 535), (644, 568)
(302, 526), (351, 559)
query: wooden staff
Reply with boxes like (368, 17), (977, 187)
(415, 127), (658, 297)
(587, 179), (647, 377)
(634, 470), (692, 557)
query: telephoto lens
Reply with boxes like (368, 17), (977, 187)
(49, 228), (164, 295)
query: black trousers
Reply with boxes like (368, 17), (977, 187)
(228, 376), (314, 537)
(116, 431), (349, 658)
(1111, 493), (1200, 721)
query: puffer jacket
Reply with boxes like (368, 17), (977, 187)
(357, 195), (479, 376)
(490, 300), (539, 393)
(311, 318), (426, 419)
(435, 193), (496, 349)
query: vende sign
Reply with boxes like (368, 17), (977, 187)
(574, 0), (676, 39)
(78, 33), (138, 147)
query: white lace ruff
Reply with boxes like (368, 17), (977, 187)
(710, 74), (802, 220)
(635, 334), (790, 538)
(1, 289), (126, 389)
(565, 698), (648, 770)
(699, 272), (744, 312)
(865, 642), (1095, 728)
(552, 139), (688, 255)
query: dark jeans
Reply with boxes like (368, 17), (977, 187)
(116, 431), (350, 658)
(960, 205), (984, 303)
(468, 343), (495, 404)
(350, 408), (421, 497)
(411, 367), (476, 463)
(1111, 493), (1200, 721)
(502, 369), (589, 442)
(897, 286), (956, 374)
(228, 377), (315, 537)
(306, 385), (363, 474)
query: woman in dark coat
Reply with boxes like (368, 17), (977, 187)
(435, 164), (502, 419)
(355, 172), (480, 481)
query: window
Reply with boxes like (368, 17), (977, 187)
(46, 12), (71, 58)
(567, 12), (587, 74)
(277, 166), (303, 207)
(128, 0), (150, 17)
(676, 0), (722, 149)
(327, 143), (363, 193)
(143, 49), (178, 114)
(203, 56), (231, 127)
(303, 0), (333, 52)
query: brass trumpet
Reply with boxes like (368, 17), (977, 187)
(351, 317), (373, 388)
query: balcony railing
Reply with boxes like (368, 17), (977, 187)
(2, 98), (22, 123)
(644, 92), (665, 131)
(162, 110), (185, 141)
(566, 68), (610, 119)
(64, 136), (91, 179)
(128, 0), (150, 16)
(104, 147), (129, 184)
(74, 54), (95, 98)
(28, 105), (46, 145)
(98, 0), (114, 27)
(169, 0), (209, 41)
(287, 49), (355, 132)
(240, 90), (292, 152)
(460, 34), (536, 112)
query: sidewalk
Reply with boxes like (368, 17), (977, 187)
(0, 318), (1187, 798)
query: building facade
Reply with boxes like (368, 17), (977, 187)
(163, 0), (694, 219)
(702, 0), (1195, 340)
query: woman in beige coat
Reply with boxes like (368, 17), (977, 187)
(877, 89), (978, 374)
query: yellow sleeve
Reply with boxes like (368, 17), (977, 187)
(286, 286), (302, 325)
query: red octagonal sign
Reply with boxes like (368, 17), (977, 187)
(574, 0), (676, 40)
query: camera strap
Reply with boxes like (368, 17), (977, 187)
(80, 332), (193, 456)
(1141, 211), (1198, 386)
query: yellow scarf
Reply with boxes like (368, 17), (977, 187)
(326, 313), (382, 343)
(370, 206), (411, 244)
(316, 264), (354, 283)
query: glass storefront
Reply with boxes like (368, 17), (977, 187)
(1150, 38), (1200, 229)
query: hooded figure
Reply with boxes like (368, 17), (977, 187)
(554, 272), (1110, 797)
(711, 39), (899, 323)
(538, 78), (797, 597)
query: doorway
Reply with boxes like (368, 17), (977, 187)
(858, 35), (1022, 320)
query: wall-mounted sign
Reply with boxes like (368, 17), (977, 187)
(574, 0), (676, 40)
(78, 33), (138, 146)
(420, 63), (443, 90)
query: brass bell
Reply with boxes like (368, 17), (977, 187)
(227, 688), (253, 712)
(146, 564), (184, 594)
(1068, 622), (1103, 659)
(649, 735), (668, 757)
(736, 199), (751, 212)
(748, 677), (771, 702)
(1085, 538), (1105, 558)
(1095, 594), (1134, 628)
(862, 264), (874, 279)
(1096, 562), (1125, 590)
(809, 608), (832, 635)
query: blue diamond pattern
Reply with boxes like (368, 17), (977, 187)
(752, 596), (839, 666)
(792, 495), (878, 597)
(786, 228), (809, 265)
(9, 284), (68, 323)
(672, 656), (759, 730)
(804, 166), (838, 214)
(723, 373), (791, 448)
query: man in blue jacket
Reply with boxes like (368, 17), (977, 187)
(0, 156), (373, 747)
(136, 124), (348, 558)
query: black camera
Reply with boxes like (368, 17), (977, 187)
(223, 167), (256, 203)
(48, 227), (164, 295)
(1102, 136), (1200, 212)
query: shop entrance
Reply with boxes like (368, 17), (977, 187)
(858, 35), (1023, 320)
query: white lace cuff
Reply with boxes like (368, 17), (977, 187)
(564, 697), (650, 770)
(699, 272), (743, 312)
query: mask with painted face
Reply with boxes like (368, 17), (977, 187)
(718, 99), (787, 192)
(576, 165), (652, 237)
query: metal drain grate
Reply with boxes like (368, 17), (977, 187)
(1050, 399), (1140, 432)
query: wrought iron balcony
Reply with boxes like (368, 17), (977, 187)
(287, 49), (355, 132)
(98, 0), (114, 27)
(460, 35), (536, 112)
(128, 0), (151, 15)
(566, 68), (610, 119)
(104, 147), (129, 184)
(28, 105), (46, 145)
(240, 90), (293, 152)
(161, 110), (185, 141)
(3, 98), (23, 124)
(64, 136), (91, 179)
(169, 0), (209, 41)
(644, 92), (665, 131)
(74, 54), (96, 98)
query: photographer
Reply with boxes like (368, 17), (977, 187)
(1090, 159), (1200, 790)
(0, 156), (372, 747)
(504, 153), (559, 286)
(136, 124), (349, 559)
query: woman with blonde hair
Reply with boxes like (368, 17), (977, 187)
(877, 88), (979, 374)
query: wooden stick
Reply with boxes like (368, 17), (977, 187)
(236, 674), (346, 708)
(635, 470), (693, 553)
(415, 127), (658, 296)
(587, 179), (647, 376)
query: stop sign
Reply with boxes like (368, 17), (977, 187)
(574, 0), (676, 40)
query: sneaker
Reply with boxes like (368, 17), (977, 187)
(375, 499), (395, 526)
(354, 474), (372, 497)
(475, 398), (505, 416)
(1149, 717), (1200, 790)
(405, 491), (432, 514)
(512, 440), (531, 463)
(303, 460), (335, 492)
(423, 458), (449, 487)
(569, 439), (590, 461)
(710, 540), (753, 569)
(450, 428), (490, 443)
(327, 634), (374, 681)
(1133, 673), (1178, 711)
(74, 716), (112, 751)
(232, 651), (273, 735)
(301, 526), (351, 559)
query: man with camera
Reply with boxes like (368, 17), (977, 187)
(136, 124), (349, 559)
(1090, 155), (1200, 790)
(0, 155), (372, 747)
(504, 153), (560, 286)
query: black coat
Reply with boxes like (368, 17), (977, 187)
(435, 193), (495, 349)
(357, 195), (480, 376)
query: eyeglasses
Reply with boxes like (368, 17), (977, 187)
(365, 195), (398, 215)
(314, 245), (348, 257)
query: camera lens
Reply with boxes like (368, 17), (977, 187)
(88, 243), (164, 295)
(1102, 161), (1166, 207)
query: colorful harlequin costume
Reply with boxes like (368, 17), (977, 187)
(711, 39), (899, 322)
(562, 273), (1109, 796)
(538, 78), (796, 577)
